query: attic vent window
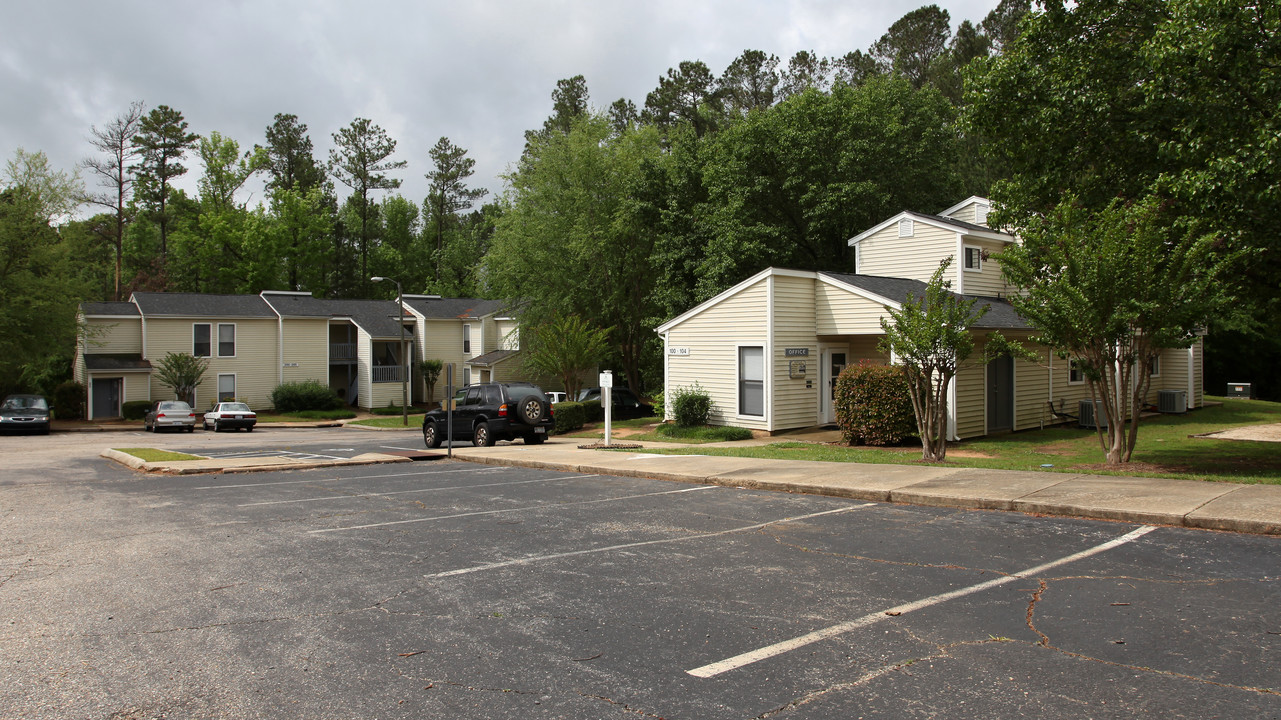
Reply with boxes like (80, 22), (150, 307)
(975, 204), (989, 225)
(898, 219), (914, 237)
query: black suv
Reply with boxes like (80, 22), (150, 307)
(422, 382), (554, 448)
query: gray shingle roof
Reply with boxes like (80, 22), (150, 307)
(405, 296), (504, 319)
(130, 292), (276, 318)
(820, 272), (1028, 330)
(81, 302), (139, 317)
(261, 293), (411, 338)
(467, 349), (519, 366)
(906, 211), (1007, 237)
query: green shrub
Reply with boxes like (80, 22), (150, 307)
(551, 401), (587, 435)
(122, 400), (152, 421)
(371, 405), (427, 416)
(834, 361), (917, 446)
(655, 423), (753, 442)
(51, 381), (85, 419)
(670, 382), (712, 427)
(579, 398), (604, 422)
(651, 386), (665, 419)
(270, 380), (344, 413)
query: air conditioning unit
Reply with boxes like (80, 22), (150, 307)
(1079, 400), (1107, 429)
(1158, 389), (1188, 414)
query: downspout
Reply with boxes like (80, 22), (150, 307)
(765, 273), (774, 431)
(661, 331), (670, 422)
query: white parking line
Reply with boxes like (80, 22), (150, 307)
(421, 504), (876, 578)
(245, 474), (601, 507)
(193, 465), (501, 490)
(311, 481), (710, 534)
(685, 524), (1159, 678)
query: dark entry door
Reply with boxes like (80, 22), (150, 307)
(987, 356), (1014, 433)
(92, 378), (122, 419)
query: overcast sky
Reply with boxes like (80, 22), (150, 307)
(2, 0), (999, 211)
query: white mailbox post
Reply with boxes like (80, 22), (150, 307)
(599, 370), (613, 447)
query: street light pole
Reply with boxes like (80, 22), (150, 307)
(371, 276), (408, 427)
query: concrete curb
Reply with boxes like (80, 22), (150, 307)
(100, 449), (412, 475)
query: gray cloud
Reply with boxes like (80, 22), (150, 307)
(1, 0), (999, 209)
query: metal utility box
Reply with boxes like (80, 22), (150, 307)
(1079, 399), (1108, 429)
(1158, 389), (1188, 414)
(1225, 382), (1252, 399)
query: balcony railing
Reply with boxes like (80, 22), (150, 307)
(330, 342), (356, 360)
(372, 365), (405, 383)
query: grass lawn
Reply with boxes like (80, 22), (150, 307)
(568, 417), (754, 444)
(638, 397), (1281, 484)
(114, 448), (206, 462)
(254, 410), (357, 423)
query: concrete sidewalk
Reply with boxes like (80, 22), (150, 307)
(444, 438), (1281, 536)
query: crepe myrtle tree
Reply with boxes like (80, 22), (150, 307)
(998, 194), (1237, 464)
(879, 258), (1026, 462)
(153, 352), (209, 405)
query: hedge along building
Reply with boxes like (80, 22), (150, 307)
(655, 197), (1205, 439)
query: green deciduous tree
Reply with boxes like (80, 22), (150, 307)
(153, 351), (209, 404)
(520, 314), (612, 402)
(878, 259), (1018, 462)
(998, 195), (1237, 464)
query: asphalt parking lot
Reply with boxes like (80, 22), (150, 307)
(2, 454), (1279, 719)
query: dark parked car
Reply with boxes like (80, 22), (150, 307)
(422, 382), (554, 448)
(576, 387), (655, 419)
(0, 394), (50, 435)
(144, 400), (196, 432)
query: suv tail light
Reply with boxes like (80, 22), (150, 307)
(498, 403), (508, 417)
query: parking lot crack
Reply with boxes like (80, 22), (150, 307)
(576, 691), (669, 718)
(1026, 578), (1050, 646)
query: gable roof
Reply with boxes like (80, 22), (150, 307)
(939, 195), (991, 218)
(848, 210), (1012, 246)
(819, 272), (1028, 330)
(404, 296), (504, 320)
(81, 301), (140, 317)
(260, 293), (412, 338)
(130, 292), (276, 318)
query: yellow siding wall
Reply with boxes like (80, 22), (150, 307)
(496, 320), (520, 350)
(481, 317), (498, 354)
(816, 281), (894, 335)
(772, 275), (819, 429)
(1192, 338), (1203, 407)
(422, 320), (465, 402)
(857, 223), (957, 283)
(143, 318), (279, 409)
(281, 318), (329, 385)
(83, 318), (142, 354)
(665, 278), (769, 430)
(959, 238), (1010, 297)
(1014, 352), (1049, 431)
(946, 203), (978, 225)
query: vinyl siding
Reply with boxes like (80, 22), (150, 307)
(771, 274), (819, 429)
(1014, 352), (1048, 431)
(83, 318), (142, 354)
(954, 356), (986, 439)
(422, 320), (465, 402)
(1192, 338), (1204, 407)
(496, 320), (520, 350)
(481, 317), (498, 353)
(958, 238), (1009, 297)
(815, 281), (893, 335)
(856, 223), (957, 283)
(143, 318), (279, 409)
(664, 278), (769, 430)
(281, 318), (329, 385)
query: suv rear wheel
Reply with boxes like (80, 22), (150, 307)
(474, 421), (495, 447)
(423, 421), (441, 449)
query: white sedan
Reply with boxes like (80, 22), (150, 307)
(203, 402), (257, 432)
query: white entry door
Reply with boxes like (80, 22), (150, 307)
(819, 346), (849, 425)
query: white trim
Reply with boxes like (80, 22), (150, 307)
(817, 344), (850, 425)
(962, 245), (983, 272)
(947, 375), (958, 441)
(462, 323), (473, 356)
(1187, 346), (1195, 406)
(661, 332), (671, 422)
(656, 268), (814, 333)
(939, 196), (992, 218)
(766, 275), (775, 430)
(1068, 358), (1085, 385)
(217, 322), (237, 358)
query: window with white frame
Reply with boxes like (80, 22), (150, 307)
(739, 346), (764, 416)
(463, 324), (472, 354)
(963, 246), (982, 271)
(463, 367), (472, 386)
(217, 323), (236, 357)
(193, 324), (211, 357)
(1148, 355), (1160, 377)
(218, 373), (236, 401)
(1068, 358), (1085, 385)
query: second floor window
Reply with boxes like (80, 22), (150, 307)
(193, 324), (211, 357)
(463, 324), (472, 354)
(218, 324), (236, 357)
